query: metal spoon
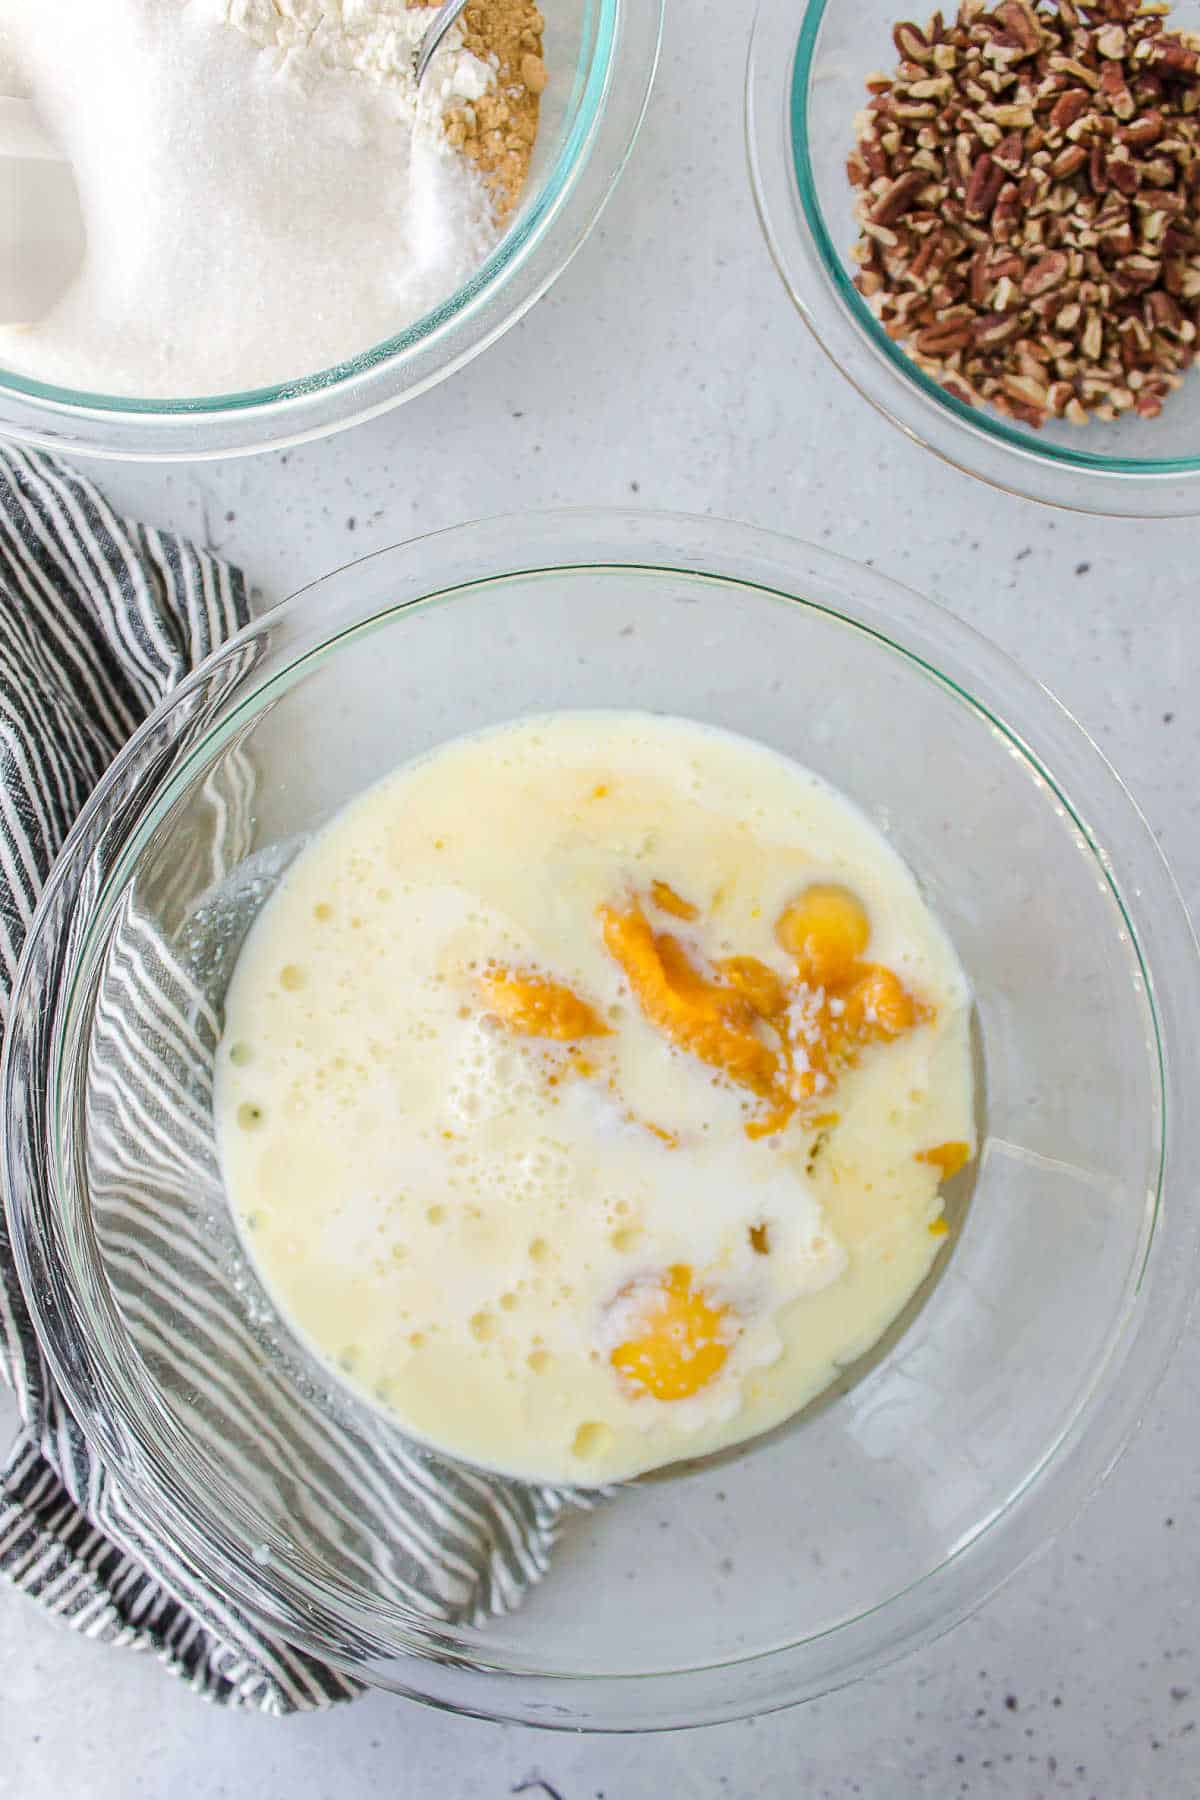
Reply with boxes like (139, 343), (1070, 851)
(413, 0), (472, 86)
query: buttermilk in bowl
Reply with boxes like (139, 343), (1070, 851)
(215, 713), (975, 1484)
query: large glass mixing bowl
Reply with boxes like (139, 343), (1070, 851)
(5, 512), (1198, 1728)
(0, 1), (661, 460)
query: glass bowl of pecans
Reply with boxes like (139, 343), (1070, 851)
(748, 0), (1200, 514)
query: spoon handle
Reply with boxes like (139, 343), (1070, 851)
(414, 0), (473, 87)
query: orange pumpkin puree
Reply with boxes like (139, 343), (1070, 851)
(480, 966), (610, 1040)
(478, 883), (944, 1154)
(601, 882), (931, 1140)
(916, 1140), (972, 1180)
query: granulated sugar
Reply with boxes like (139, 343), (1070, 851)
(0, 0), (513, 397)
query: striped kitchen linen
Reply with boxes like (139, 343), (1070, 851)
(0, 447), (584, 1713)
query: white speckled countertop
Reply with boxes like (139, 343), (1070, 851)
(3, 6), (1200, 1796)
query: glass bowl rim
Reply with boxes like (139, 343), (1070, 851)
(5, 508), (1199, 1729)
(746, 0), (1200, 514)
(0, 0), (662, 459)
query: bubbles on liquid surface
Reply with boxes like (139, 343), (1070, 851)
(571, 1421), (613, 1460)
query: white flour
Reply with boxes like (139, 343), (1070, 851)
(0, 0), (503, 397)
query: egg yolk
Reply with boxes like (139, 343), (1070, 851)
(609, 1264), (733, 1401)
(916, 1140), (972, 1180)
(480, 966), (610, 1040)
(776, 883), (871, 989)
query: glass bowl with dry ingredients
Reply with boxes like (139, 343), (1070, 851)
(749, 0), (1200, 513)
(0, 0), (661, 460)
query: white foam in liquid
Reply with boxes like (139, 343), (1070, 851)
(215, 712), (975, 1483)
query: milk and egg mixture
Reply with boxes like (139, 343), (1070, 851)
(216, 713), (975, 1484)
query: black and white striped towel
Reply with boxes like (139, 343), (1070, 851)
(0, 448), (582, 1713)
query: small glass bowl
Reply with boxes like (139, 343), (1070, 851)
(748, 0), (1200, 515)
(5, 511), (1199, 1729)
(0, 0), (661, 461)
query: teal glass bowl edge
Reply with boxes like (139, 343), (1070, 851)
(0, 0), (618, 420)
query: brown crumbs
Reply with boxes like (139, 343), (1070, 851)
(431, 0), (546, 223)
